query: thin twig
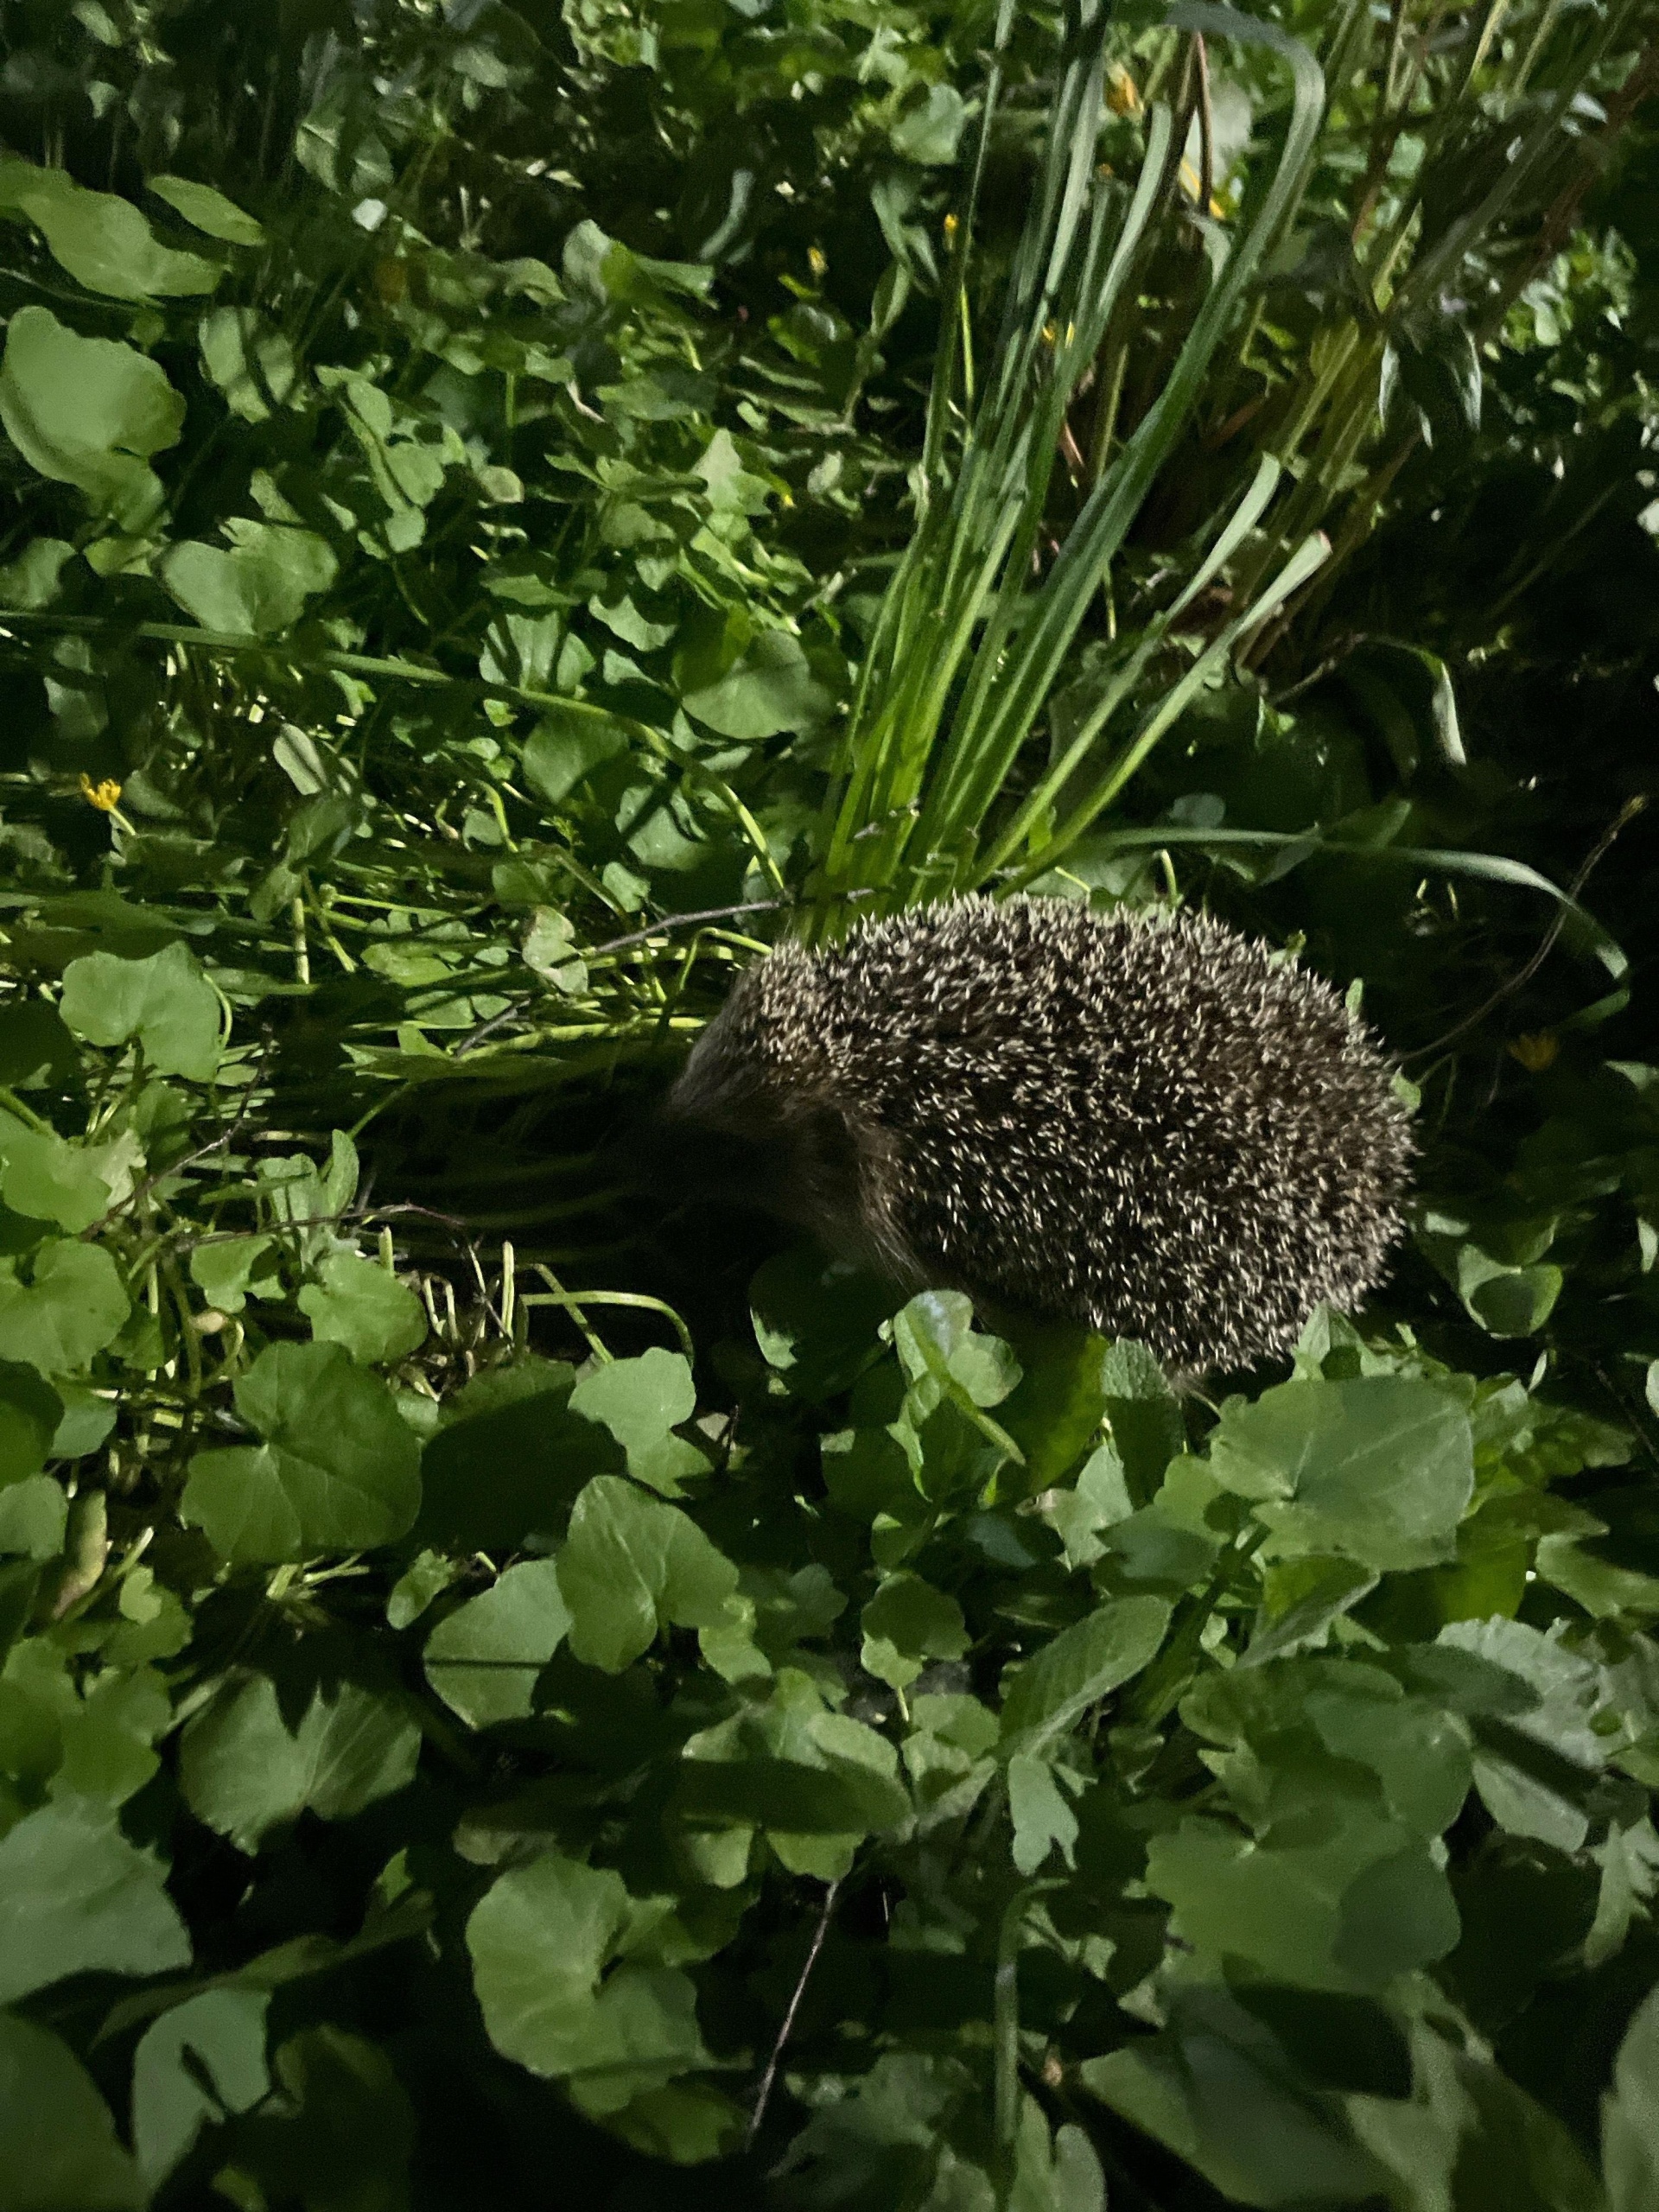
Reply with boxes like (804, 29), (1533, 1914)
(1194, 34), (1215, 215)
(746, 1876), (845, 2149)
(78, 1037), (276, 1242)
(1406, 797), (1645, 1065)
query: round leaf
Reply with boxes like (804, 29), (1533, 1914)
(60, 943), (221, 1082)
(424, 1560), (572, 1729)
(0, 305), (183, 529)
(0, 1242), (130, 1375)
(0, 2015), (143, 2212)
(0, 1799), (190, 2005)
(181, 1341), (422, 1565)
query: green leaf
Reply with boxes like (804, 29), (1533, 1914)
(1101, 1340), (1185, 1503)
(298, 1250), (428, 1365)
(0, 1476), (67, 1559)
(996, 1320), (1115, 1494)
(181, 1340), (422, 1565)
(0, 305), (184, 529)
(0, 1798), (189, 2005)
(0, 1110), (129, 1233)
(0, 1361), (60, 1485)
(198, 305), (298, 423)
(1008, 1750), (1080, 1874)
(681, 626), (831, 740)
(60, 943), (220, 1081)
(556, 1476), (739, 1672)
(161, 519), (337, 639)
(131, 1989), (270, 2190)
(413, 1369), (620, 1554)
(1457, 1247), (1564, 1338)
(148, 173), (265, 245)
(0, 2014), (143, 2212)
(467, 1851), (711, 2094)
(0, 1242), (130, 1375)
(860, 1571), (969, 1691)
(179, 1671), (421, 1852)
(521, 707), (632, 808)
(1000, 1596), (1171, 1754)
(188, 1233), (281, 1315)
(750, 1247), (897, 1402)
(1210, 1376), (1474, 1571)
(1146, 1803), (1460, 1992)
(1080, 1986), (1395, 2209)
(424, 1560), (572, 1729)
(0, 540), (73, 614)
(569, 1348), (702, 1491)
(0, 158), (220, 299)
(1605, 1983), (1659, 2212)
(891, 84), (968, 164)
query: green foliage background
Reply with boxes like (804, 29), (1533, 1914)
(0, 1), (1657, 2206)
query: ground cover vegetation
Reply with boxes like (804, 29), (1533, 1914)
(0, 0), (1657, 2204)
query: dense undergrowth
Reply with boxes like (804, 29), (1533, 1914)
(1, 2), (1659, 2207)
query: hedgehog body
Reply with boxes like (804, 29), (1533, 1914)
(666, 895), (1414, 1376)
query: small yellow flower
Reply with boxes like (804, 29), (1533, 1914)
(807, 245), (827, 277)
(1041, 320), (1058, 346)
(1508, 1032), (1560, 1072)
(944, 212), (959, 241)
(78, 773), (122, 812)
(1106, 64), (1141, 116)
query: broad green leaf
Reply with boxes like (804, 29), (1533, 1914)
(0, 1799), (189, 2004)
(0, 1361), (60, 1485)
(1146, 1804), (1459, 1992)
(0, 158), (219, 298)
(0, 1110), (130, 1233)
(1080, 1986), (1395, 2209)
(243, 2027), (416, 2207)
(130, 1989), (270, 2190)
(1210, 1376), (1474, 1571)
(860, 1571), (969, 1691)
(414, 1371), (620, 1554)
(996, 1319), (1114, 1494)
(0, 1476), (67, 1559)
(0, 1242), (129, 1374)
(1458, 1248), (1564, 1338)
(1101, 1340), (1185, 1503)
(0, 306), (183, 529)
(1042, 1442), (1135, 1568)
(60, 943), (220, 1081)
(298, 1250), (427, 1365)
(1245, 1555), (1379, 1664)
(424, 1560), (571, 1728)
(0, 2014), (143, 2212)
(681, 626), (831, 739)
(198, 305), (298, 423)
(179, 1671), (421, 1852)
(467, 1850), (711, 2094)
(161, 521), (337, 639)
(188, 1234), (281, 1315)
(893, 1290), (1022, 1410)
(0, 537), (74, 613)
(521, 709), (632, 808)
(1011, 2103), (1107, 2212)
(891, 83), (968, 164)
(1008, 1750), (1080, 1874)
(556, 1475), (739, 1672)
(569, 1348), (706, 1494)
(148, 173), (265, 245)
(773, 2052), (976, 2206)
(181, 1341), (422, 1564)
(1000, 1596), (1171, 1754)
(750, 1247), (897, 1402)
(1605, 1983), (1659, 2212)
(1434, 1617), (1605, 1851)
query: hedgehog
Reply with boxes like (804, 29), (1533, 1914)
(662, 895), (1414, 1378)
